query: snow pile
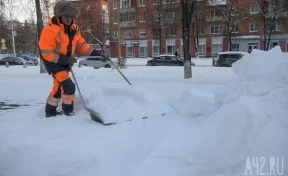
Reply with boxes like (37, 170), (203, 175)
(168, 88), (216, 119)
(232, 46), (288, 96)
(87, 85), (173, 124)
(134, 47), (288, 176)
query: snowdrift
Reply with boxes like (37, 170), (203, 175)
(134, 47), (288, 176)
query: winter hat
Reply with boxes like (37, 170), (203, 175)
(54, 0), (80, 18)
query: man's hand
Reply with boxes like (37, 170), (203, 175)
(67, 57), (77, 66)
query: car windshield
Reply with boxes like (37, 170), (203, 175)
(15, 57), (26, 62)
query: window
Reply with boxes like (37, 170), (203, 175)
(139, 46), (147, 57)
(210, 9), (222, 17)
(127, 46), (134, 57)
(114, 31), (118, 39)
(168, 28), (177, 36)
(272, 23), (283, 31)
(153, 46), (160, 56)
(153, 0), (160, 5)
(140, 30), (146, 38)
(114, 16), (118, 24)
(212, 44), (222, 56)
(231, 44), (239, 51)
(139, 0), (145, 6)
(270, 42), (278, 49)
(124, 31), (133, 38)
(152, 12), (160, 21)
(210, 26), (222, 34)
(113, 2), (118, 9)
(250, 24), (258, 32)
(232, 24), (238, 33)
(198, 44), (206, 56)
(198, 26), (204, 35)
(166, 12), (177, 20)
(248, 43), (258, 53)
(250, 5), (259, 14)
(102, 8), (108, 23)
(120, 13), (134, 22)
(166, 45), (175, 55)
(120, 0), (132, 8)
(139, 14), (145, 22)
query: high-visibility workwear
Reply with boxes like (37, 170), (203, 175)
(46, 70), (75, 115)
(39, 16), (95, 74)
(39, 16), (105, 116)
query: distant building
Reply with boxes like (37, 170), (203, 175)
(72, 0), (288, 58)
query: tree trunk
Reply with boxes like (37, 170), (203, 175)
(182, 0), (192, 79)
(158, 15), (162, 55)
(35, 0), (46, 73)
(228, 31), (232, 51)
(263, 12), (267, 51)
(195, 6), (199, 59)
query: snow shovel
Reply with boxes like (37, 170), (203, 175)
(70, 66), (104, 123)
(108, 59), (132, 85)
(78, 56), (132, 85)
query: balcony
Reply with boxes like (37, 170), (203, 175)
(206, 16), (225, 22)
(163, 19), (179, 25)
(207, 0), (227, 6)
(120, 8), (135, 13)
(102, 23), (110, 33)
(265, 11), (288, 18)
(162, 3), (180, 9)
(120, 21), (136, 28)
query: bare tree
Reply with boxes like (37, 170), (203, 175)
(213, 0), (249, 51)
(145, 0), (180, 55)
(35, 0), (46, 73)
(80, 4), (111, 54)
(189, 0), (206, 58)
(254, 0), (288, 51)
(182, 0), (192, 78)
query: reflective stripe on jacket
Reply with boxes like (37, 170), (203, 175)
(39, 16), (95, 74)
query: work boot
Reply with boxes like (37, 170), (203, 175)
(62, 102), (74, 116)
(64, 112), (75, 116)
(45, 103), (63, 118)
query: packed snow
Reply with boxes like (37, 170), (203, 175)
(0, 47), (287, 176)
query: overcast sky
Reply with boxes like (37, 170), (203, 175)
(5, 0), (55, 23)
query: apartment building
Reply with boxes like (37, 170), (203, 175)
(72, 0), (110, 53)
(72, 0), (288, 58)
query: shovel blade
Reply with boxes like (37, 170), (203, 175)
(84, 107), (103, 123)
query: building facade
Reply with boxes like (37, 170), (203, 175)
(72, 0), (288, 58)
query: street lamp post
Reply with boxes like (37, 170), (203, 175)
(9, 11), (16, 57)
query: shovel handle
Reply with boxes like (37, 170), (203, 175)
(109, 59), (132, 85)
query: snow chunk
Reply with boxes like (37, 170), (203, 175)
(168, 88), (216, 119)
(87, 85), (173, 124)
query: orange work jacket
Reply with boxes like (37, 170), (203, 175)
(39, 16), (96, 74)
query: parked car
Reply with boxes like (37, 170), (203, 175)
(18, 54), (39, 65)
(213, 52), (246, 67)
(78, 56), (117, 69)
(0, 56), (27, 65)
(146, 55), (195, 66)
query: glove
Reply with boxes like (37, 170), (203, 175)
(67, 57), (77, 66)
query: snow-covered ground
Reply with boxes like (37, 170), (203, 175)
(0, 47), (287, 176)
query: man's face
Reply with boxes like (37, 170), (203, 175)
(60, 15), (73, 26)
